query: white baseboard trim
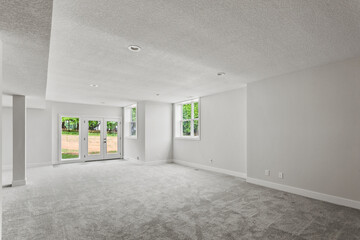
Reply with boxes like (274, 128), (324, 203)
(173, 159), (247, 179)
(144, 160), (170, 165)
(29, 162), (52, 168)
(124, 157), (144, 164)
(12, 179), (27, 187)
(3, 162), (52, 171)
(124, 158), (170, 165)
(247, 177), (360, 210)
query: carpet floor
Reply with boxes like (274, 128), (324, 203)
(2, 160), (360, 239)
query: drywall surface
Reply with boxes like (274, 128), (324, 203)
(0, 40), (3, 238)
(145, 102), (172, 162)
(27, 107), (52, 167)
(173, 88), (247, 174)
(124, 101), (145, 161)
(124, 101), (172, 162)
(12, 96), (26, 184)
(2, 105), (52, 169)
(2, 108), (12, 168)
(247, 57), (360, 202)
(50, 101), (122, 163)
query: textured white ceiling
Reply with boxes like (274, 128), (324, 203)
(0, 0), (53, 99)
(4, 1), (360, 106)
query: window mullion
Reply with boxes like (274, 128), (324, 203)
(181, 104), (183, 121)
(181, 104), (183, 137)
(191, 102), (194, 137)
(180, 120), (183, 137)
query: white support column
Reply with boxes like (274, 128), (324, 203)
(12, 95), (26, 187)
(0, 39), (3, 239)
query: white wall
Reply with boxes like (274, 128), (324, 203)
(27, 107), (52, 166)
(2, 108), (12, 168)
(12, 95), (26, 186)
(124, 101), (172, 162)
(50, 101), (122, 163)
(2, 105), (52, 169)
(247, 57), (360, 203)
(173, 88), (247, 175)
(0, 40), (3, 238)
(145, 101), (172, 162)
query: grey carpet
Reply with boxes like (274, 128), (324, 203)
(2, 160), (360, 240)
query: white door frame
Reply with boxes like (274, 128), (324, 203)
(58, 115), (82, 163)
(83, 117), (104, 161)
(103, 118), (122, 160)
(59, 115), (123, 163)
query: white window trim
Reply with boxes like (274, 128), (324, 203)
(175, 98), (200, 140)
(125, 104), (137, 139)
(58, 114), (82, 163)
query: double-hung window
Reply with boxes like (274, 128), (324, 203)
(125, 104), (137, 138)
(175, 99), (200, 139)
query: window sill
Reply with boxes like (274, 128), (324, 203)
(174, 137), (200, 141)
(125, 136), (137, 140)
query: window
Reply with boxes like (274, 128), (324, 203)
(175, 99), (200, 139)
(61, 117), (80, 160)
(125, 104), (137, 138)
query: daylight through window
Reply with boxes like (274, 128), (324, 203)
(125, 104), (137, 138)
(175, 99), (200, 138)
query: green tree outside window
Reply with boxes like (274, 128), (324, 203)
(181, 101), (199, 137)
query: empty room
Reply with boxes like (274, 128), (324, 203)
(1, 0), (360, 239)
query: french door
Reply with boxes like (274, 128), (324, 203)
(83, 118), (122, 161)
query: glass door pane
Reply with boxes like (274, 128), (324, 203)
(61, 117), (80, 159)
(106, 121), (118, 154)
(88, 120), (101, 155)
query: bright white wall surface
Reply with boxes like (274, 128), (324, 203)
(124, 101), (172, 162)
(145, 102), (172, 162)
(27, 107), (52, 167)
(2, 106), (52, 169)
(50, 101), (122, 163)
(247, 57), (360, 202)
(12, 96), (26, 186)
(2, 108), (12, 168)
(124, 101), (145, 161)
(0, 40), (3, 238)
(173, 88), (247, 175)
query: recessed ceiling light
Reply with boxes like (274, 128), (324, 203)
(217, 72), (226, 76)
(90, 84), (99, 87)
(128, 45), (141, 52)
